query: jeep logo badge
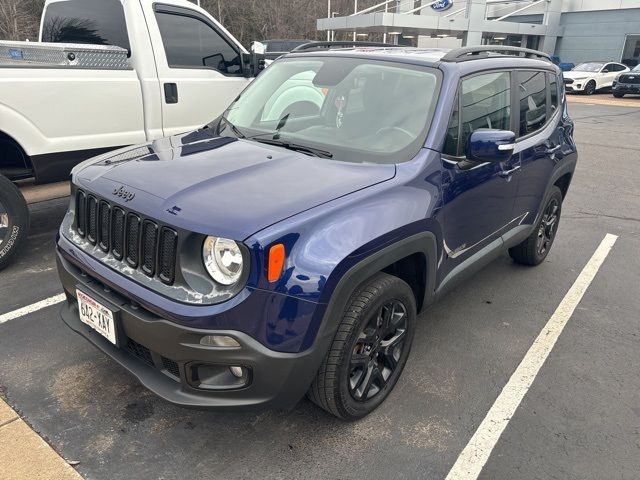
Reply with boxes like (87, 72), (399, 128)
(113, 186), (135, 202)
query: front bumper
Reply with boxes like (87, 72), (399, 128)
(57, 250), (328, 410)
(564, 81), (585, 92)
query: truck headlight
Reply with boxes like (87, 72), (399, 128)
(203, 236), (243, 285)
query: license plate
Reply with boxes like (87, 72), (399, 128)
(77, 289), (117, 345)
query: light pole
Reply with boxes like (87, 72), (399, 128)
(327, 0), (331, 41)
(353, 0), (358, 41)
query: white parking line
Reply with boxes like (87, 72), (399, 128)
(445, 233), (618, 480)
(0, 294), (66, 326)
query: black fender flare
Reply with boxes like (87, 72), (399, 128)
(312, 231), (438, 347)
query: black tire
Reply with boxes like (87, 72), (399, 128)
(584, 80), (596, 95)
(308, 272), (416, 420)
(0, 175), (29, 271)
(613, 92), (625, 98)
(509, 186), (563, 266)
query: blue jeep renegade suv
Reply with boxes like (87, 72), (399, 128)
(56, 44), (577, 420)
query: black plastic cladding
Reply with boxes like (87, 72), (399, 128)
(74, 189), (178, 285)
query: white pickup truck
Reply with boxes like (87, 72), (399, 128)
(0, 0), (265, 269)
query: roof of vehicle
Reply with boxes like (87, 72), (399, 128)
(285, 44), (557, 73)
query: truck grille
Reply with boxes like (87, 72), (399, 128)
(74, 189), (178, 285)
(618, 75), (639, 84)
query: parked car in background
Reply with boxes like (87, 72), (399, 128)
(563, 61), (629, 95)
(0, 0), (265, 270)
(262, 39), (315, 60)
(550, 55), (574, 72)
(612, 64), (640, 97)
(56, 44), (576, 420)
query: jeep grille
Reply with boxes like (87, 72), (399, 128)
(74, 189), (178, 285)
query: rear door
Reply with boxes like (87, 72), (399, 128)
(143, 3), (251, 137)
(511, 70), (561, 226)
(439, 71), (519, 277)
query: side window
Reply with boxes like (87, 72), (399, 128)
(517, 71), (547, 136)
(603, 63), (615, 73)
(613, 63), (627, 72)
(442, 93), (460, 157)
(460, 72), (511, 151)
(155, 11), (241, 74)
(548, 73), (559, 113)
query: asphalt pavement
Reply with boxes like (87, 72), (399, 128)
(0, 100), (638, 480)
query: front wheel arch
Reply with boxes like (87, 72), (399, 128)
(307, 231), (438, 354)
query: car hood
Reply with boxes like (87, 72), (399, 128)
(74, 129), (396, 240)
(563, 71), (597, 79)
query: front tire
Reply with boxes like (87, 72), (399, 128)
(613, 92), (625, 98)
(0, 175), (29, 271)
(584, 80), (597, 95)
(509, 186), (563, 266)
(308, 273), (416, 420)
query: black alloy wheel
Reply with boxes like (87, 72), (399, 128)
(584, 80), (596, 95)
(536, 196), (560, 257)
(348, 299), (408, 401)
(509, 185), (563, 266)
(307, 272), (416, 420)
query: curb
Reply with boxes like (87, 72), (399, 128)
(0, 399), (83, 480)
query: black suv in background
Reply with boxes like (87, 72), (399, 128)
(613, 64), (640, 97)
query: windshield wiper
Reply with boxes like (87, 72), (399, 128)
(254, 138), (333, 159)
(215, 116), (246, 139)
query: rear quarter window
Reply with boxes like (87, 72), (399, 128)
(41, 0), (130, 53)
(517, 71), (547, 136)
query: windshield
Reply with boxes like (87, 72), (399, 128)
(219, 56), (441, 164)
(573, 62), (605, 73)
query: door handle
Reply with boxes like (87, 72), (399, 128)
(499, 165), (521, 178)
(164, 83), (178, 104)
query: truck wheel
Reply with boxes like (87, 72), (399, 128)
(0, 175), (29, 271)
(613, 92), (625, 98)
(509, 186), (563, 267)
(584, 80), (596, 95)
(308, 273), (416, 420)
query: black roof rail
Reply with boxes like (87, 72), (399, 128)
(441, 46), (551, 63)
(292, 41), (400, 52)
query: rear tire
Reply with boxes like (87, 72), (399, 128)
(509, 186), (563, 266)
(307, 273), (416, 420)
(0, 175), (29, 271)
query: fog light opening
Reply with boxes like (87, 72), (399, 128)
(189, 363), (251, 390)
(200, 335), (240, 348)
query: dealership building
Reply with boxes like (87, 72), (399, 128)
(317, 0), (640, 64)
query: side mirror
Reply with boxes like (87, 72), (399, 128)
(602, 69), (609, 73)
(242, 42), (267, 78)
(466, 129), (516, 163)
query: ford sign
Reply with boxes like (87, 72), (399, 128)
(431, 0), (454, 12)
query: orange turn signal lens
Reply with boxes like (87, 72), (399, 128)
(268, 243), (285, 283)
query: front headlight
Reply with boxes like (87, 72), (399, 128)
(203, 236), (243, 285)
